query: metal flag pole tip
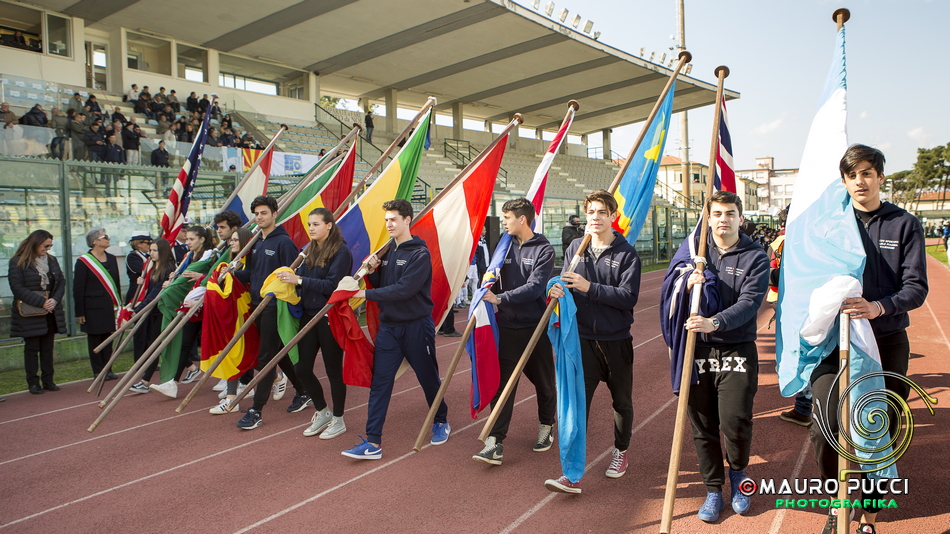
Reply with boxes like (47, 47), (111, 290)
(567, 100), (580, 111)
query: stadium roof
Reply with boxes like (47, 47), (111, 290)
(45, 0), (738, 135)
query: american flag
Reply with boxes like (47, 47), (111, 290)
(160, 100), (213, 242)
(714, 95), (736, 193)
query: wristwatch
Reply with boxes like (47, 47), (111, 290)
(296, 277), (302, 286)
(711, 317), (721, 331)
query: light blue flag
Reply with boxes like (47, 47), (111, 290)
(546, 277), (586, 483)
(775, 25), (896, 479)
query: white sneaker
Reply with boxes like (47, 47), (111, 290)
(236, 383), (255, 398)
(218, 387), (228, 400)
(212, 379), (227, 392)
(272, 373), (288, 401)
(149, 380), (178, 399)
(180, 367), (202, 384)
(320, 416), (347, 440)
(209, 398), (239, 415)
(303, 408), (333, 437)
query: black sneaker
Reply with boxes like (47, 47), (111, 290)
(237, 408), (263, 430)
(856, 523), (876, 534)
(821, 507), (855, 534)
(534, 424), (554, 452)
(286, 393), (313, 413)
(473, 437), (504, 465)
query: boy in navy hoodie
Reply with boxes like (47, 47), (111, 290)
(234, 196), (308, 430)
(472, 198), (557, 467)
(811, 145), (927, 534)
(343, 199), (449, 459)
(544, 190), (640, 494)
(678, 190), (769, 522)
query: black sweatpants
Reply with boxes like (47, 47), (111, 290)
(488, 326), (557, 442)
(809, 330), (910, 514)
(294, 315), (346, 416)
(24, 314), (57, 388)
(687, 342), (759, 493)
(252, 306), (303, 412)
(581, 337), (634, 451)
(87, 332), (114, 376)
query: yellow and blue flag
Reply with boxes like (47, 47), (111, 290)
(611, 83), (676, 242)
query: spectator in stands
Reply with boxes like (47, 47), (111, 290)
(140, 86), (152, 102)
(70, 93), (84, 112)
(167, 89), (180, 112)
(103, 131), (124, 160)
(85, 95), (102, 119)
(241, 131), (254, 147)
(186, 91), (199, 113)
(157, 106), (175, 135)
(163, 122), (179, 144)
(8, 30), (29, 48)
(128, 84), (140, 105)
(83, 123), (105, 162)
(206, 128), (220, 147)
(150, 94), (165, 115)
(111, 107), (127, 125)
(68, 112), (88, 160)
(229, 165), (237, 172)
(50, 108), (68, 160)
(82, 107), (95, 126)
(9, 229), (67, 395)
(220, 127), (234, 147)
(122, 122), (141, 166)
(151, 140), (169, 167)
(179, 123), (195, 144)
(21, 104), (48, 127)
(318, 149), (326, 157)
(364, 110), (374, 143)
(157, 87), (167, 101)
(210, 100), (221, 121)
(222, 114), (233, 131)
(198, 94), (210, 115)
(1, 103), (15, 125)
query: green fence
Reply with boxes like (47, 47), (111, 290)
(0, 156), (239, 341)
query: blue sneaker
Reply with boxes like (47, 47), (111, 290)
(431, 422), (451, 445)
(342, 436), (382, 460)
(697, 491), (724, 522)
(730, 468), (752, 515)
(236, 408), (262, 430)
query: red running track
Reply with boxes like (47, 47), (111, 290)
(1, 263), (948, 533)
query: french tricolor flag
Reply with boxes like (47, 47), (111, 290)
(226, 149), (273, 224)
(465, 106), (575, 417)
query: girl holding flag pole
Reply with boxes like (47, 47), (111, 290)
(127, 238), (177, 394)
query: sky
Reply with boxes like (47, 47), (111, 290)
(509, 0), (948, 173)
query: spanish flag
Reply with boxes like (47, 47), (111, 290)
(201, 262), (259, 380)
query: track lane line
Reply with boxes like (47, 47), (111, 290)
(767, 437), (812, 534)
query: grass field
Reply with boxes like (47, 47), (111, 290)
(927, 243), (948, 267)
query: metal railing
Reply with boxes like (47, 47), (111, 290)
(444, 138), (507, 188)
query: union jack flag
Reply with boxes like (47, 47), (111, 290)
(714, 95), (736, 193)
(160, 100), (213, 242)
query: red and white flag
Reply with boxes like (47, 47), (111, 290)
(160, 105), (213, 242)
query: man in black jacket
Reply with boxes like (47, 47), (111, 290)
(473, 198), (557, 467)
(545, 190), (641, 494)
(121, 122), (141, 165)
(343, 199), (450, 460)
(150, 140), (169, 167)
(676, 190), (769, 522)
(111, 107), (127, 125)
(21, 104), (48, 127)
(810, 145), (928, 534)
(102, 132), (125, 195)
(561, 215), (584, 257)
(83, 123), (105, 162)
(233, 196), (308, 430)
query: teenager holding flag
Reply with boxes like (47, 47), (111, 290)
(128, 238), (177, 393)
(279, 208), (352, 439)
(544, 190), (640, 493)
(343, 199), (450, 459)
(233, 196), (309, 430)
(472, 198), (557, 466)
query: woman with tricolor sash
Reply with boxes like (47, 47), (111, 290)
(73, 227), (122, 380)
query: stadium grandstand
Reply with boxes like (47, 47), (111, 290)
(0, 0), (738, 338)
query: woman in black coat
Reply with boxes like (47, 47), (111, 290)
(74, 227), (122, 380)
(9, 230), (67, 394)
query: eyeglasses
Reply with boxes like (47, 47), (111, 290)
(43, 244), (53, 249)
(97, 234), (110, 240)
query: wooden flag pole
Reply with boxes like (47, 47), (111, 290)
(226, 112), (525, 412)
(658, 64), (728, 534)
(88, 304), (202, 432)
(836, 313), (851, 534)
(90, 296), (160, 396)
(477, 53), (692, 444)
(411, 101), (578, 452)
